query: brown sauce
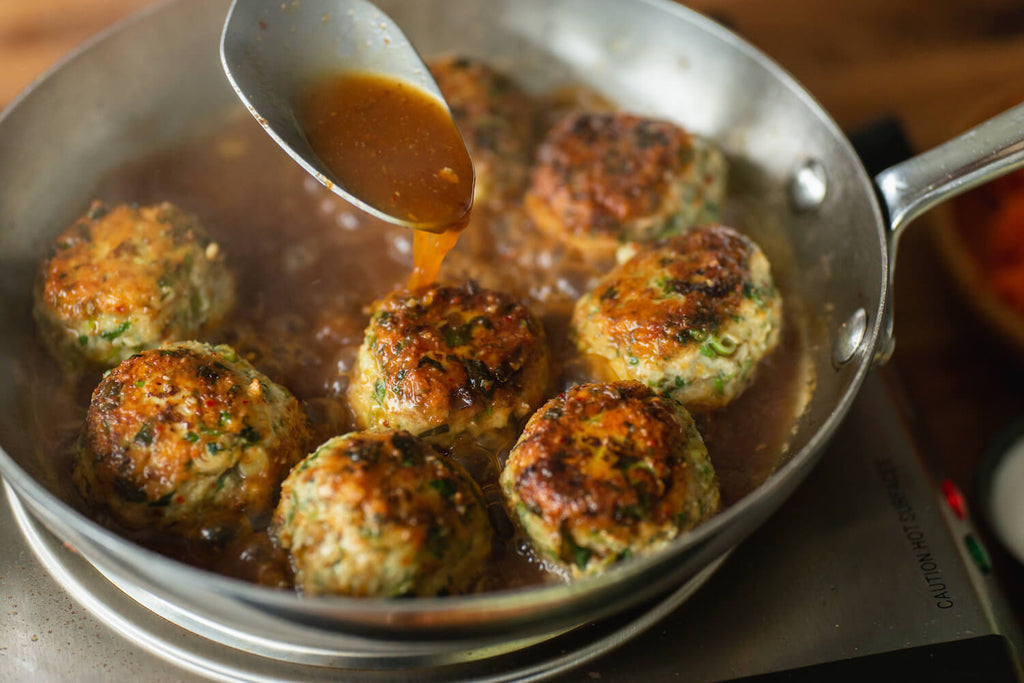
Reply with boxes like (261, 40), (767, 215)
(410, 226), (463, 290)
(301, 71), (473, 289)
(25, 87), (813, 593)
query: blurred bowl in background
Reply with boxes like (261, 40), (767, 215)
(978, 417), (1024, 568)
(933, 91), (1024, 358)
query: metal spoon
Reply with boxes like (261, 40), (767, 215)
(219, 0), (473, 232)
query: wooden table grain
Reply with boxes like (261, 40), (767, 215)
(4, 0), (1024, 637)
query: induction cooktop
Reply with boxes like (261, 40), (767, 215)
(2, 372), (1021, 682)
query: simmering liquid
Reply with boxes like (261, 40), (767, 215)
(24, 88), (813, 591)
(301, 71), (473, 288)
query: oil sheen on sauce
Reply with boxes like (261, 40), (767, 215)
(29, 92), (813, 592)
(300, 71), (473, 289)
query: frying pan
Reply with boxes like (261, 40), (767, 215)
(1, 0), (1022, 669)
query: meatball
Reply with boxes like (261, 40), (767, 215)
(272, 430), (493, 597)
(347, 281), (550, 448)
(500, 381), (719, 577)
(73, 341), (308, 541)
(34, 201), (235, 372)
(429, 55), (537, 208)
(525, 112), (726, 258)
(572, 224), (782, 410)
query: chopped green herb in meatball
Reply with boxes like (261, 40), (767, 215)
(273, 429), (493, 597)
(501, 381), (719, 577)
(34, 201), (235, 373)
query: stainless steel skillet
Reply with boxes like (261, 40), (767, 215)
(0, 0), (1022, 668)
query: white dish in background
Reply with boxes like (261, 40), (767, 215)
(982, 420), (1024, 565)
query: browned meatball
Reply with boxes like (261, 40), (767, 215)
(273, 430), (493, 597)
(33, 201), (235, 373)
(429, 55), (538, 208)
(573, 224), (782, 410)
(73, 341), (308, 541)
(525, 112), (726, 258)
(500, 381), (719, 577)
(348, 281), (550, 447)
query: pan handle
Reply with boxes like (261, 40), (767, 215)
(872, 103), (1024, 363)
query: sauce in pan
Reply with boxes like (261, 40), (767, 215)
(25, 81), (813, 593)
(301, 72), (474, 289)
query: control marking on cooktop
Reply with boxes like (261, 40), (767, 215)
(877, 457), (954, 609)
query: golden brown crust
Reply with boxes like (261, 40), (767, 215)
(572, 224), (782, 410)
(348, 281), (550, 446)
(510, 383), (688, 523)
(525, 112), (726, 259)
(529, 113), (695, 236)
(74, 342), (308, 539)
(34, 200), (234, 372)
(500, 381), (718, 576)
(273, 430), (493, 596)
(586, 226), (752, 351)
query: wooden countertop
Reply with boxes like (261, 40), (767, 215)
(5, 0), (1024, 638)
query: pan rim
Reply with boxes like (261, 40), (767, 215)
(0, 0), (888, 635)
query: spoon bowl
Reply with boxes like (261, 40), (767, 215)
(220, 0), (472, 232)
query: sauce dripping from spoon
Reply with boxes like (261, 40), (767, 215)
(300, 71), (474, 289)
